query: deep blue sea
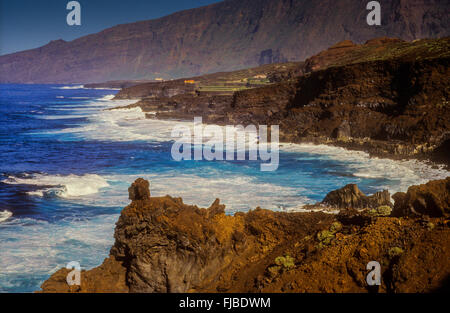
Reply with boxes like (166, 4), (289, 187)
(0, 84), (448, 292)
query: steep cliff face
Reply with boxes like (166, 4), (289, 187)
(1, 0), (449, 83)
(118, 37), (450, 160)
(39, 178), (450, 293)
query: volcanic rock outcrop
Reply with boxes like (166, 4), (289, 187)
(321, 184), (392, 209)
(128, 178), (151, 201)
(114, 37), (450, 163)
(39, 178), (450, 293)
(392, 177), (450, 218)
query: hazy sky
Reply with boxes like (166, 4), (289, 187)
(0, 0), (222, 55)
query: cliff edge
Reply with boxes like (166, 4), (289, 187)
(39, 177), (450, 293)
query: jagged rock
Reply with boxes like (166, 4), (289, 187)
(128, 178), (150, 201)
(322, 184), (392, 209)
(39, 178), (450, 293)
(392, 177), (450, 217)
(206, 198), (226, 218)
(37, 256), (128, 293)
(109, 185), (338, 293)
(332, 120), (351, 140)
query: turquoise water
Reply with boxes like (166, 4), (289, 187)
(0, 84), (448, 292)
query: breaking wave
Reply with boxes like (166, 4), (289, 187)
(280, 143), (450, 195)
(2, 173), (109, 198)
(0, 210), (13, 223)
(52, 85), (85, 90)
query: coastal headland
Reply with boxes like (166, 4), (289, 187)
(42, 37), (450, 294)
(90, 37), (450, 166)
(39, 177), (450, 293)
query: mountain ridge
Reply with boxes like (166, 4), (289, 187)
(1, 0), (449, 83)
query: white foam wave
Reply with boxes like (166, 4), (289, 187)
(36, 114), (88, 120)
(84, 87), (121, 91)
(45, 106), (171, 141)
(0, 210), (13, 223)
(0, 214), (117, 292)
(98, 94), (115, 101)
(2, 173), (109, 198)
(52, 85), (84, 90)
(284, 205), (340, 214)
(48, 107), (100, 112)
(281, 143), (450, 195)
(104, 173), (311, 212)
(36, 94), (450, 202)
(45, 105), (261, 149)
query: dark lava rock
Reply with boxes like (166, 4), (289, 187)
(128, 178), (150, 201)
(332, 120), (351, 140)
(39, 178), (450, 293)
(322, 184), (392, 209)
(392, 177), (450, 217)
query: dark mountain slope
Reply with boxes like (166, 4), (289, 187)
(1, 0), (449, 83)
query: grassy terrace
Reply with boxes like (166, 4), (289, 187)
(191, 62), (301, 94)
(197, 78), (272, 94)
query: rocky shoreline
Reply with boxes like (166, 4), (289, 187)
(109, 37), (449, 167)
(39, 177), (450, 293)
(37, 37), (450, 293)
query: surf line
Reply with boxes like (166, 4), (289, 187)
(171, 117), (279, 171)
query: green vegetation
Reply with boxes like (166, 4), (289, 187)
(388, 247), (404, 259)
(192, 61), (302, 94)
(316, 221), (343, 248)
(329, 221), (343, 233)
(197, 85), (251, 93)
(317, 230), (334, 246)
(367, 206), (392, 217)
(274, 255), (295, 270)
(267, 254), (295, 278)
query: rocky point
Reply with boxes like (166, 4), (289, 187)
(39, 177), (450, 293)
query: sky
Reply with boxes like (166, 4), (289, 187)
(0, 0), (222, 55)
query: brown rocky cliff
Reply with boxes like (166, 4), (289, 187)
(228, 38), (450, 159)
(39, 178), (450, 293)
(392, 177), (450, 217)
(117, 37), (450, 162)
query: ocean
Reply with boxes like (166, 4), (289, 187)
(0, 84), (448, 292)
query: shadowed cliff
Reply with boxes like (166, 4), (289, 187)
(113, 37), (450, 162)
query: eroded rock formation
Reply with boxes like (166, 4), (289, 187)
(39, 178), (450, 293)
(392, 177), (450, 217)
(321, 184), (392, 209)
